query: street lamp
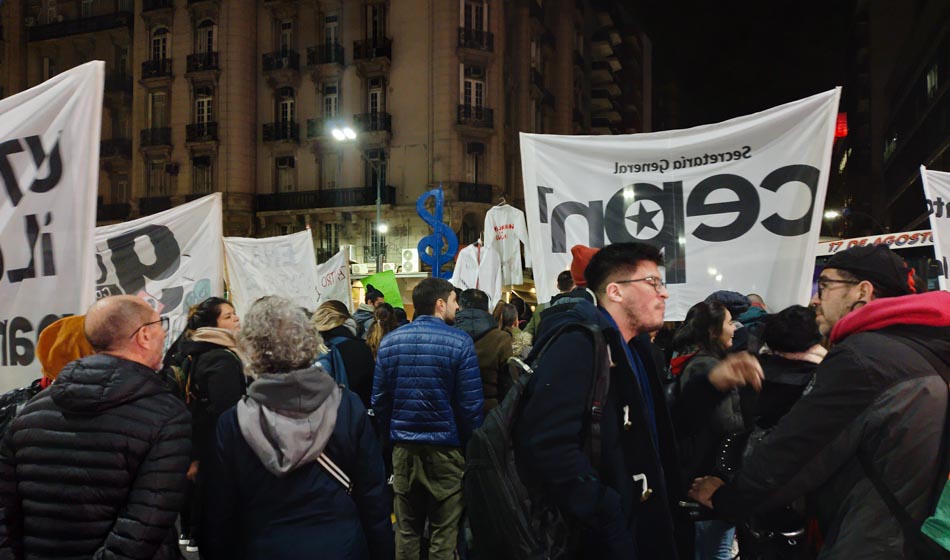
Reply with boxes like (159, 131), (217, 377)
(823, 207), (888, 236)
(331, 125), (386, 273)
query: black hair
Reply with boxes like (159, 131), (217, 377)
(672, 301), (730, 358)
(412, 278), (455, 316)
(394, 306), (409, 324)
(459, 289), (490, 312)
(364, 284), (384, 304)
(762, 305), (821, 353)
(585, 242), (664, 295)
(187, 297), (232, 330)
(556, 270), (575, 292)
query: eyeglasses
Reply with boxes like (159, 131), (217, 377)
(614, 276), (667, 293)
(816, 278), (859, 298)
(128, 316), (169, 339)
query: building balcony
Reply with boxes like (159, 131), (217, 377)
(105, 74), (132, 93)
(262, 121), (299, 143)
(186, 122), (218, 143)
(140, 127), (172, 148)
(458, 182), (493, 203)
(256, 186), (396, 212)
(307, 43), (344, 66)
(353, 38), (392, 75)
(139, 196), (173, 216)
(100, 138), (132, 159)
(28, 11), (132, 42)
(263, 50), (299, 72)
(97, 202), (131, 222)
(143, 0), (173, 11)
(187, 52), (219, 73)
(306, 118), (330, 138)
(355, 112), (392, 134)
(458, 28), (494, 52)
(457, 105), (493, 129)
(141, 58), (173, 79)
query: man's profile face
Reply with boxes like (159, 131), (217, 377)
(443, 291), (459, 324)
(614, 261), (668, 336)
(373, 296), (385, 308)
(811, 268), (862, 336)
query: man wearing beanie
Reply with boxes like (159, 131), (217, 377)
(691, 245), (950, 558)
(353, 284), (385, 340)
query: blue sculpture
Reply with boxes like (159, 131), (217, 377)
(416, 186), (459, 279)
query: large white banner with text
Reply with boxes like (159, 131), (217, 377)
(315, 249), (353, 311)
(522, 89), (841, 319)
(0, 62), (103, 390)
(94, 194), (224, 353)
(921, 166), (950, 290)
(224, 230), (320, 319)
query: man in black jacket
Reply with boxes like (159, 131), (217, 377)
(691, 245), (950, 558)
(513, 243), (762, 559)
(0, 295), (191, 559)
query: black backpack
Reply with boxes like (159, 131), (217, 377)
(464, 323), (611, 560)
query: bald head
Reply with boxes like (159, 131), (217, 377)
(85, 296), (155, 352)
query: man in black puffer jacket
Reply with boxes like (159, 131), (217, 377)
(0, 295), (191, 559)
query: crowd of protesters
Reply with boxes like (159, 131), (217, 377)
(0, 241), (946, 560)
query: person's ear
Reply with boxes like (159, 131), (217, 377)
(857, 280), (875, 301)
(604, 283), (623, 303)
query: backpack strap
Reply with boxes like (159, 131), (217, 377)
(858, 332), (950, 558)
(317, 452), (352, 495)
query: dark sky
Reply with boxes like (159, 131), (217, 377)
(640, 1), (853, 128)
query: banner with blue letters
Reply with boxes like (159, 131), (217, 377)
(521, 89), (841, 319)
(0, 62), (103, 390)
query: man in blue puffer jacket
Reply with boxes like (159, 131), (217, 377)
(372, 277), (484, 560)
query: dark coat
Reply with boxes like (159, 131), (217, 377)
(372, 315), (483, 447)
(322, 325), (376, 410)
(202, 389), (393, 560)
(713, 292), (950, 558)
(753, 354), (818, 429)
(0, 354), (191, 559)
(454, 309), (514, 412)
(513, 300), (687, 560)
(178, 339), (245, 463)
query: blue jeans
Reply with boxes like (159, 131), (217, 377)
(695, 520), (735, 560)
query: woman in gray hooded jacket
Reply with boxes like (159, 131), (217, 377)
(201, 296), (393, 560)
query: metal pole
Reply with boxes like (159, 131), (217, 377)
(375, 159), (383, 273)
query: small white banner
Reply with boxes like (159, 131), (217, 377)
(315, 249), (353, 312)
(0, 62), (103, 390)
(224, 230), (320, 319)
(521, 89), (841, 319)
(817, 230), (933, 256)
(921, 166), (950, 290)
(94, 194), (224, 353)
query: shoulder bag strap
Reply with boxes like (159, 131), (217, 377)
(317, 452), (352, 495)
(586, 326), (611, 473)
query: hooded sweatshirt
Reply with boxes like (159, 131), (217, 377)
(455, 308), (514, 411)
(237, 365), (342, 476)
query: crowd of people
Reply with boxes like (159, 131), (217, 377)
(0, 241), (946, 560)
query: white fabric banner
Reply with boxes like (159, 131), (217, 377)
(0, 62), (103, 390)
(522, 89), (841, 319)
(315, 249), (353, 312)
(94, 194), (224, 354)
(224, 230), (320, 319)
(920, 166), (950, 290)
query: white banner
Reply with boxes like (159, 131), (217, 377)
(94, 194), (224, 353)
(522, 89), (841, 319)
(315, 249), (353, 312)
(921, 166), (950, 290)
(817, 230), (933, 256)
(224, 230), (320, 319)
(0, 62), (103, 390)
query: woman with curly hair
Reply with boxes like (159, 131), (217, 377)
(201, 296), (393, 560)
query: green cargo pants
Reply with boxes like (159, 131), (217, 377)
(392, 443), (465, 560)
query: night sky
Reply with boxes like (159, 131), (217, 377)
(641, 1), (853, 129)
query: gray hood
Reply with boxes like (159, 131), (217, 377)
(237, 364), (342, 476)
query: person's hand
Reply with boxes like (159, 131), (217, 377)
(689, 476), (725, 509)
(187, 460), (200, 482)
(708, 353), (764, 392)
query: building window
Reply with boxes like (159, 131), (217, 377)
(323, 223), (340, 253)
(111, 174), (130, 203)
(370, 224), (387, 257)
(322, 150), (338, 189)
(151, 27), (170, 61)
(194, 86), (213, 123)
(324, 14), (339, 47)
(367, 77), (384, 113)
(884, 134), (898, 161)
(147, 159), (169, 196)
(926, 63), (939, 100)
(462, 64), (485, 108)
(115, 45), (129, 78)
(366, 3), (386, 42)
(462, 0), (486, 32)
(323, 83), (339, 119)
(147, 91), (168, 127)
(279, 20), (293, 53)
(276, 86), (295, 123)
(47, 0), (57, 23)
(81, 0), (93, 18)
(275, 156), (296, 192)
(466, 142), (484, 183)
(364, 148), (387, 188)
(193, 156), (213, 194)
(196, 19), (216, 53)
(42, 56), (57, 80)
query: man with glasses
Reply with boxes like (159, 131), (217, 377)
(690, 244), (950, 558)
(0, 295), (191, 559)
(513, 242), (761, 559)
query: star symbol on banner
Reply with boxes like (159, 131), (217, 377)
(626, 202), (661, 235)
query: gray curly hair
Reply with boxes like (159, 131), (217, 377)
(238, 296), (322, 374)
